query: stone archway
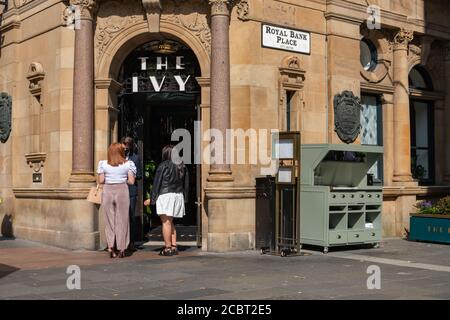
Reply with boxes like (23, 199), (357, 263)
(94, 19), (211, 148)
(93, 2), (213, 248)
(96, 21), (211, 80)
(95, 0), (211, 80)
(93, 9), (213, 158)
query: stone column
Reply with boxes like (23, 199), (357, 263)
(444, 42), (450, 183)
(69, 0), (97, 184)
(392, 29), (414, 184)
(207, 0), (233, 182)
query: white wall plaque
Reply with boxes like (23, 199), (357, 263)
(277, 167), (294, 184)
(273, 138), (295, 159)
(262, 24), (311, 54)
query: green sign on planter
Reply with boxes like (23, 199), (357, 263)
(409, 214), (450, 244)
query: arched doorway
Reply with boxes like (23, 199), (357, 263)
(117, 38), (201, 241)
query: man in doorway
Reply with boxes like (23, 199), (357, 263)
(121, 136), (143, 251)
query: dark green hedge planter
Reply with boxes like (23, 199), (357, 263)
(409, 214), (450, 244)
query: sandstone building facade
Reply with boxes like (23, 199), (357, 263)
(0, 0), (449, 251)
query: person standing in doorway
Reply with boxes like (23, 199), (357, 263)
(120, 136), (143, 252)
(97, 143), (136, 258)
(144, 145), (189, 256)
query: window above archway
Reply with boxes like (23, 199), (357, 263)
(409, 66), (433, 91)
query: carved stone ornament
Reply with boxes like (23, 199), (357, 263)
(333, 91), (362, 144)
(160, 0), (211, 55)
(26, 62), (45, 97)
(209, 0), (230, 16)
(69, 0), (98, 19)
(393, 29), (413, 50)
(279, 56), (305, 88)
(25, 153), (46, 173)
(0, 92), (12, 143)
(95, 0), (211, 60)
(95, 0), (144, 62)
(236, 0), (249, 21)
(142, 0), (162, 32)
(14, 0), (34, 8)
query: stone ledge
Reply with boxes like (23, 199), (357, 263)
(410, 213), (450, 219)
(383, 186), (450, 198)
(204, 186), (256, 199)
(14, 225), (100, 251)
(0, 20), (21, 33)
(13, 188), (91, 200)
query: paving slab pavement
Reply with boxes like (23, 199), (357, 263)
(0, 238), (449, 300)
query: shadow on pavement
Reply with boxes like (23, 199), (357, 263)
(149, 245), (193, 253)
(0, 264), (20, 279)
(302, 243), (378, 254)
(0, 236), (15, 241)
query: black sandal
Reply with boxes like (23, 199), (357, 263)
(171, 246), (178, 255)
(159, 247), (173, 256)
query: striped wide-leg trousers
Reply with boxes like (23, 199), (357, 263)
(102, 183), (130, 251)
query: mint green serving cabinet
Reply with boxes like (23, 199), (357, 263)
(300, 144), (384, 253)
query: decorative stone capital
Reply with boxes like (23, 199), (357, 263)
(393, 29), (413, 51)
(69, 0), (98, 20)
(208, 0), (231, 16)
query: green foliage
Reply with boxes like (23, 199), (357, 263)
(144, 160), (157, 216)
(435, 196), (450, 214)
(415, 196), (450, 215)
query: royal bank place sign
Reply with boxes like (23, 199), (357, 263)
(262, 24), (311, 55)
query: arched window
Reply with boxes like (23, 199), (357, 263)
(409, 66), (434, 184)
(409, 66), (433, 90)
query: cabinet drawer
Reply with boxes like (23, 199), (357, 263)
(365, 229), (381, 242)
(329, 231), (347, 244)
(347, 230), (365, 243)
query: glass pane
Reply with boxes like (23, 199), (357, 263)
(414, 102), (429, 148)
(367, 162), (379, 179)
(360, 41), (372, 71)
(415, 149), (430, 180)
(360, 40), (377, 71)
(361, 95), (379, 145)
(409, 68), (427, 89)
(361, 95), (382, 181)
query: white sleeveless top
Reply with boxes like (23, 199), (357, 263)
(97, 160), (137, 184)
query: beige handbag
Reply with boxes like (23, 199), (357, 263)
(87, 184), (103, 204)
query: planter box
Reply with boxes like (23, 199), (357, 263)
(409, 214), (450, 244)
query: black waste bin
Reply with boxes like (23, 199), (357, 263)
(255, 176), (276, 252)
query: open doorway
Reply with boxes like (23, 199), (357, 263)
(117, 39), (201, 244)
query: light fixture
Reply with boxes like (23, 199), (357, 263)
(152, 40), (177, 54)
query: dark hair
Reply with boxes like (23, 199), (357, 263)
(120, 136), (135, 154)
(162, 144), (185, 179)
